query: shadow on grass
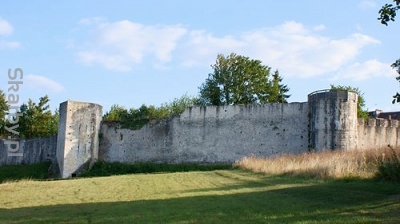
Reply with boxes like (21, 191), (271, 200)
(79, 161), (233, 177)
(0, 162), (51, 183)
(1, 177), (399, 224)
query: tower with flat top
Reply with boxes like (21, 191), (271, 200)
(308, 90), (358, 151)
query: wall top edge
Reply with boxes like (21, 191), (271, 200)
(358, 117), (400, 128)
(308, 89), (358, 101)
(60, 100), (103, 108)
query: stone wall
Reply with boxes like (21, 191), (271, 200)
(2, 90), (400, 178)
(0, 135), (57, 166)
(357, 118), (400, 149)
(99, 103), (309, 163)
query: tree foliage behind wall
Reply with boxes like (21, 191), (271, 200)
(17, 95), (59, 139)
(0, 93), (58, 139)
(0, 90), (8, 136)
(103, 94), (198, 130)
(198, 53), (290, 106)
(330, 85), (369, 119)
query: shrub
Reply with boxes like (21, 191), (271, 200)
(375, 146), (400, 182)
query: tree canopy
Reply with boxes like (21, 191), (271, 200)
(378, 0), (400, 26)
(198, 53), (290, 106)
(17, 95), (58, 139)
(0, 93), (58, 139)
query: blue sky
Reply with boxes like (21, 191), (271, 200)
(1, 0), (400, 113)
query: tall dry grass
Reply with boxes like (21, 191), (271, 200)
(234, 147), (400, 180)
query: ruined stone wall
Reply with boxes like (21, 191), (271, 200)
(56, 100), (102, 178)
(0, 135), (57, 166)
(99, 103), (309, 163)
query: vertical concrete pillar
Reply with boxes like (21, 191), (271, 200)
(56, 100), (102, 178)
(308, 90), (358, 151)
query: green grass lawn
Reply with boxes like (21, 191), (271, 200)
(0, 169), (399, 224)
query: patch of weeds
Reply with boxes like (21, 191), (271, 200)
(375, 146), (400, 182)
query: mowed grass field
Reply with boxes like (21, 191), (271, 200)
(0, 169), (400, 224)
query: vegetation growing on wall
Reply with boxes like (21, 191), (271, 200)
(330, 84), (369, 119)
(102, 94), (198, 130)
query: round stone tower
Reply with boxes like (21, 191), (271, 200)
(308, 90), (358, 151)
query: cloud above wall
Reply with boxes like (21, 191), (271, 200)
(74, 19), (384, 79)
(76, 19), (187, 71)
(25, 74), (65, 92)
(332, 59), (398, 81)
(0, 17), (20, 49)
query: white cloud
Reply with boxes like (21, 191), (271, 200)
(0, 18), (20, 49)
(359, 0), (377, 9)
(25, 74), (65, 92)
(0, 40), (20, 49)
(314, 24), (326, 31)
(180, 30), (245, 67)
(0, 18), (13, 35)
(332, 59), (398, 81)
(74, 20), (380, 77)
(76, 19), (187, 71)
(181, 21), (380, 78)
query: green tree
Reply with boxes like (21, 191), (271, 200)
(161, 93), (198, 116)
(17, 95), (58, 139)
(103, 104), (129, 121)
(198, 53), (290, 106)
(0, 90), (9, 137)
(330, 85), (369, 119)
(268, 70), (290, 103)
(378, 1), (400, 103)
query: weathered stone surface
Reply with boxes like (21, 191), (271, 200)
(99, 103), (310, 163)
(56, 100), (102, 178)
(0, 135), (57, 166)
(2, 90), (400, 179)
(308, 90), (358, 151)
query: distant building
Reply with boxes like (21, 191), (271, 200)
(368, 109), (400, 120)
